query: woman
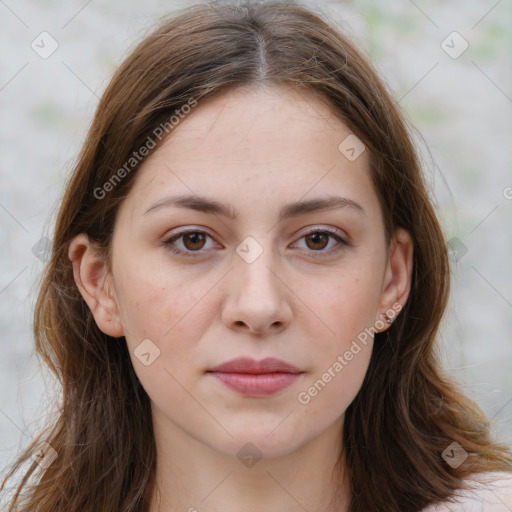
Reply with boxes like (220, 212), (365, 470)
(2, 1), (512, 511)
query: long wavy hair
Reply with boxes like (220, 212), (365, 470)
(2, 1), (512, 511)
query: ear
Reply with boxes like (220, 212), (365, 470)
(375, 227), (413, 332)
(68, 233), (124, 338)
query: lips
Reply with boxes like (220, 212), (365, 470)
(207, 357), (303, 396)
(208, 357), (302, 374)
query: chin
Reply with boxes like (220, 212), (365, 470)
(206, 422), (311, 461)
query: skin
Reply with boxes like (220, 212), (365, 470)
(69, 84), (413, 512)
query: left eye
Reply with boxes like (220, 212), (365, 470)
(163, 229), (217, 256)
(293, 229), (348, 255)
(162, 228), (348, 257)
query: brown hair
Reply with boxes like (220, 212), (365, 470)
(2, 1), (512, 511)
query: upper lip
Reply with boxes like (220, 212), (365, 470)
(208, 357), (302, 374)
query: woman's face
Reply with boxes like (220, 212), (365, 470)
(73, 85), (412, 460)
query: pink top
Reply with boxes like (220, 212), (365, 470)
(421, 471), (512, 511)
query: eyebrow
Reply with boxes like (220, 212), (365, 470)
(144, 193), (365, 221)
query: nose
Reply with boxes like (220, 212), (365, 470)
(221, 241), (292, 336)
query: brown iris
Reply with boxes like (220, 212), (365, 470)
(304, 232), (329, 251)
(182, 232), (207, 251)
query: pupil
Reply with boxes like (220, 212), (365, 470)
(186, 232), (204, 249)
(308, 233), (327, 250)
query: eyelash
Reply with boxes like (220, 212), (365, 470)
(162, 227), (349, 258)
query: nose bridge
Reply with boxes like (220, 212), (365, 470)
(222, 234), (291, 333)
(235, 234), (279, 294)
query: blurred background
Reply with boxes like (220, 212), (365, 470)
(1, 0), (511, 487)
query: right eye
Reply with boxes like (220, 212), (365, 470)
(162, 228), (220, 257)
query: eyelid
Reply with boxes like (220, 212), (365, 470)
(296, 225), (347, 240)
(291, 226), (350, 253)
(162, 225), (350, 257)
(162, 226), (220, 255)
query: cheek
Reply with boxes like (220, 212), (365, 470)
(295, 284), (375, 425)
(292, 314), (373, 445)
(317, 267), (384, 343)
(117, 273), (219, 414)
(296, 342), (372, 413)
(116, 263), (218, 370)
(295, 264), (382, 411)
(115, 255), (195, 333)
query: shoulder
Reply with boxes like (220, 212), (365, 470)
(421, 471), (512, 512)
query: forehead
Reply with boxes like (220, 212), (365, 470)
(163, 84), (352, 162)
(122, 84), (380, 222)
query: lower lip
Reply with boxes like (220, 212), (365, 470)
(209, 372), (302, 396)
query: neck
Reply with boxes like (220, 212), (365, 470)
(147, 409), (351, 512)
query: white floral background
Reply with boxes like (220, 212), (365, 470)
(1, 0), (511, 488)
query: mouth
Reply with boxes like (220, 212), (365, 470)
(207, 357), (304, 396)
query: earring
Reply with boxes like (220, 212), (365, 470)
(383, 314), (394, 325)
